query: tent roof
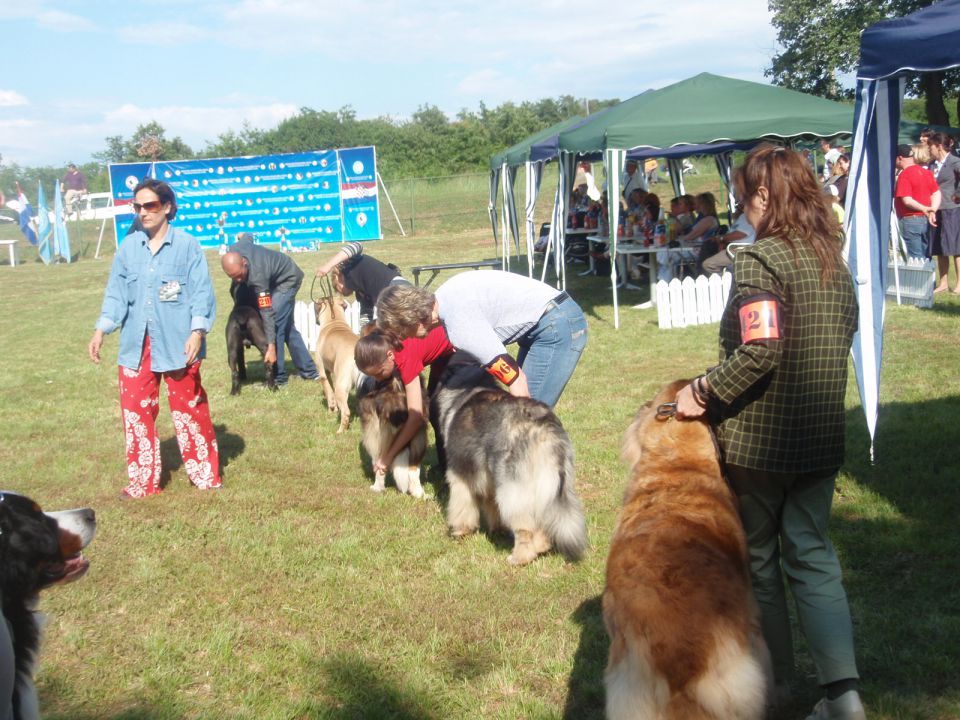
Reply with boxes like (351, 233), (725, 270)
(489, 115), (583, 170)
(858, 0), (960, 80)
(557, 72), (854, 155)
(898, 119), (960, 145)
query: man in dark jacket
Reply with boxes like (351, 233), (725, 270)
(221, 233), (319, 385)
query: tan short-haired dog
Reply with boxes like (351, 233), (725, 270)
(314, 296), (359, 434)
(603, 379), (771, 719)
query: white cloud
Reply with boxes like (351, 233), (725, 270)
(116, 22), (207, 45)
(0, 101), (300, 166)
(0, 90), (29, 107)
(36, 9), (96, 32)
(101, 102), (299, 144)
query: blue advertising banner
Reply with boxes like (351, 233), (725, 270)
(108, 147), (382, 249)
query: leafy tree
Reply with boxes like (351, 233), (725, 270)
(768, 0), (960, 125)
(84, 95), (622, 181)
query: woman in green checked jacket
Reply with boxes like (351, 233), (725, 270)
(676, 145), (865, 720)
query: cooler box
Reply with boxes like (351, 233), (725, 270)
(886, 260), (935, 308)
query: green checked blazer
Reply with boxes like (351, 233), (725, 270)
(705, 235), (858, 474)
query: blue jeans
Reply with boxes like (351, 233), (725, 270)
(272, 287), (318, 384)
(516, 295), (588, 407)
(900, 214), (930, 259)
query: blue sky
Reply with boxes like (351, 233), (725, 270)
(1, 0), (777, 167)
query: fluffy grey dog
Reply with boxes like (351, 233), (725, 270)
(430, 354), (587, 565)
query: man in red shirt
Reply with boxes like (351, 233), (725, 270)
(894, 144), (940, 259)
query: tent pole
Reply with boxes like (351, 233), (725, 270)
(376, 172), (406, 237)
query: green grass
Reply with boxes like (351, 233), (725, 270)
(1, 175), (959, 719)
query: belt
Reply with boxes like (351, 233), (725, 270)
(543, 291), (570, 313)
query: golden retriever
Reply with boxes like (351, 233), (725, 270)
(603, 379), (770, 719)
(314, 296), (359, 433)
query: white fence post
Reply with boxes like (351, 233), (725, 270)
(295, 299), (362, 352)
(651, 271), (734, 330)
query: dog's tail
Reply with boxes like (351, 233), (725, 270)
(541, 434), (588, 561)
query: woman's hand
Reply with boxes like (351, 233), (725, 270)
(88, 329), (105, 364)
(675, 380), (707, 419)
(184, 330), (204, 366)
(373, 456), (391, 476)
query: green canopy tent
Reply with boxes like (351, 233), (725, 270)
(489, 116), (584, 277)
(553, 72), (855, 327)
(897, 119), (960, 145)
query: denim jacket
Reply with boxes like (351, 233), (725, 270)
(95, 227), (216, 372)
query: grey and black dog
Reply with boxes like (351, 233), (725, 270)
(226, 282), (277, 395)
(430, 353), (588, 566)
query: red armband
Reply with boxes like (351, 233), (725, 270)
(485, 353), (521, 386)
(257, 292), (272, 309)
(738, 294), (781, 344)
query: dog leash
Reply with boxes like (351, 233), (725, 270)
(310, 275), (335, 305)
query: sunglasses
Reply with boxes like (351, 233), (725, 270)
(132, 200), (164, 213)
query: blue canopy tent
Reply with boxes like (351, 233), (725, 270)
(489, 116), (584, 277)
(846, 0), (960, 459)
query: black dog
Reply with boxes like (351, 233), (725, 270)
(226, 281), (277, 395)
(0, 492), (96, 720)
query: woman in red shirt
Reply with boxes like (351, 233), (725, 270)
(354, 325), (454, 475)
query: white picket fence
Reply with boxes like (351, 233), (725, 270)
(655, 273), (733, 330)
(293, 299), (363, 351)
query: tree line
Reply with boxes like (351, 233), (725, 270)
(0, 97), (618, 198)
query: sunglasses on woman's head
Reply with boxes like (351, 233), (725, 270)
(132, 200), (164, 213)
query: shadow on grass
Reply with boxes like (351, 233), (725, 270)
(922, 301), (960, 317)
(562, 595), (607, 720)
(840, 397), (960, 699)
(301, 654), (439, 719)
(157, 423), (245, 488)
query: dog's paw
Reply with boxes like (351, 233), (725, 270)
(370, 480), (386, 492)
(449, 525), (477, 539)
(408, 482), (425, 499)
(506, 549), (538, 566)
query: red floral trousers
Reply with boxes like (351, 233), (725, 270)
(118, 336), (221, 497)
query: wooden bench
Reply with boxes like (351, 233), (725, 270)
(410, 259), (501, 287)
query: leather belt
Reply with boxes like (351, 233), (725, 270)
(543, 291), (570, 313)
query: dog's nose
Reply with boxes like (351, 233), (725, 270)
(80, 508), (96, 523)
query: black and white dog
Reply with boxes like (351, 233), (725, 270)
(226, 281), (277, 395)
(0, 492), (96, 720)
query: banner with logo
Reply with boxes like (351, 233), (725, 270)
(108, 147), (382, 248)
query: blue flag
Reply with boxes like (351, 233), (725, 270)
(36, 182), (53, 265)
(53, 180), (72, 263)
(14, 182), (38, 246)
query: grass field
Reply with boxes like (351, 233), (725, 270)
(1, 171), (958, 719)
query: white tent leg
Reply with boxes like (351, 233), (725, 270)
(377, 172), (406, 237)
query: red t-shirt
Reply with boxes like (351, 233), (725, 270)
(395, 326), (454, 385)
(894, 164), (939, 217)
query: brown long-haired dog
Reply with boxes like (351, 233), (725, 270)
(603, 380), (771, 720)
(314, 295), (359, 433)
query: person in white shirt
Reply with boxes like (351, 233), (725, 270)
(820, 139), (842, 183)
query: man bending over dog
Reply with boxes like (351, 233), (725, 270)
(221, 233), (319, 387)
(376, 270), (587, 408)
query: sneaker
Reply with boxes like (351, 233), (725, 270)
(806, 690), (866, 720)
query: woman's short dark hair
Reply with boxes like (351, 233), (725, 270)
(133, 177), (178, 221)
(927, 131), (955, 150)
